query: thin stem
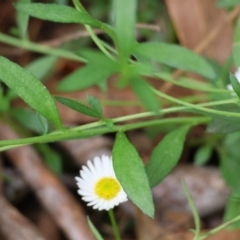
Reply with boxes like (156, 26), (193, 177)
(72, 0), (88, 13)
(199, 215), (240, 240)
(152, 88), (240, 119)
(182, 180), (201, 240)
(156, 72), (230, 93)
(108, 209), (121, 240)
(72, 0), (114, 60)
(0, 33), (87, 62)
(85, 25), (115, 60)
(71, 97), (238, 132)
(0, 116), (210, 150)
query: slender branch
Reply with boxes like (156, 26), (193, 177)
(0, 33), (87, 62)
(0, 116), (210, 150)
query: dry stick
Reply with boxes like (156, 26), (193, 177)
(161, 6), (240, 93)
(0, 152), (47, 240)
(0, 196), (48, 240)
(42, 23), (160, 48)
(0, 122), (95, 240)
(0, 155), (2, 193)
(0, 23), (160, 56)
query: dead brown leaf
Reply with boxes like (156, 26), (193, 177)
(165, 0), (233, 63)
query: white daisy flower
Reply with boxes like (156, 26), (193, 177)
(227, 67), (240, 91)
(75, 155), (128, 211)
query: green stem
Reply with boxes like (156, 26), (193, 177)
(71, 97), (237, 133)
(72, 0), (115, 60)
(0, 95), (237, 150)
(72, 0), (88, 13)
(182, 180), (200, 240)
(0, 116), (210, 150)
(108, 209), (121, 240)
(156, 72), (230, 93)
(0, 33), (87, 62)
(152, 88), (240, 118)
(199, 214), (240, 240)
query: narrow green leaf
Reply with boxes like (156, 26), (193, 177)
(26, 55), (57, 80)
(11, 108), (49, 134)
(38, 144), (62, 175)
(217, 0), (240, 8)
(146, 125), (190, 188)
(15, 3), (98, 25)
(134, 42), (216, 80)
(55, 96), (102, 118)
(57, 55), (118, 92)
(220, 153), (240, 192)
(114, 0), (137, 62)
(229, 73), (240, 97)
(223, 193), (240, 228)
(0, 56), (62, 129)
(233, 17), (240, 67)
(130, 77), (159, 112)
(207, 117), (240, 134)
(16, 0), (31, 39)
(182, 180), (201, 237)
(87, 217), (104, 240)
(37, 113), (49, 135)
(194, 145), (212, 166)
(104, 119), (114, 130)
(113, 132), (154, 218)
(87, 94), (103, 117)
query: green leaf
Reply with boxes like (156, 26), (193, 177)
(11, 108), (49, 134)
(87, 94), (103, 117)
(182, 180), (201, 237)
(57, 54), (118, 92)
(229, 73), (240, 97)
(217, 0), (240, 8)
(146, 125), (190, 188)
(113, 132), (154, 218)
(16, 3), (99, 26)
(134, 42), (216, 80)
(194, 145), (212, 166)
(114, 0), (137, 62)
(87, 217), (104, 240)
(130, 77), (160, 112)
(223, 194), (240, 228)
(16, 0), (31, 39)
(104, 119), (114, 130)
(207, 116), (240, 134)
(55, 96), (102, 118)
(220, 153), (240, 192)
(37, 112), (49, 135)
(26, 55), (57, 80)
(221, 134), (240, 198)
(233, 18), (240, 67)
(0, 56), (62, 129)
(38, 144), (62, 175)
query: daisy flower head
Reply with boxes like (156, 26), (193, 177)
(75, 155), (128, 211)
(227, 67), (240, 92)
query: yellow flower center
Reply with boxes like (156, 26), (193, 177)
(95, 177), (121, 200)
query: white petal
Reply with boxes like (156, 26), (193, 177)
(94, 156), (103, 177)
(75, 155), (127, 211)
(87, 160), (97, 176)
(82, 195), (98, 202)
(87, 199), (100, 206)
(235, 67), (240, 82)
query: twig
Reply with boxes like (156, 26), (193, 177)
(0, 196), (47, 240)
(0, 121), (95, 240)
